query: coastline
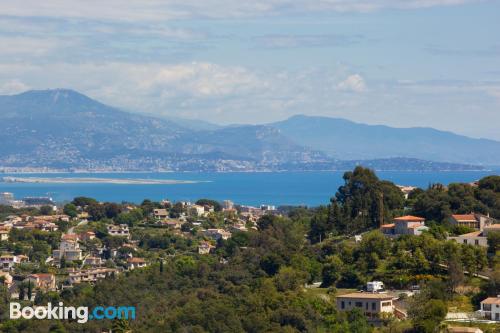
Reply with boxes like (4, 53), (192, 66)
(1, 177), (207, 185)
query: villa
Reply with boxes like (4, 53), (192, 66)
(381, 215), (428, 237)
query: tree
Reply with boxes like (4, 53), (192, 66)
(63, 203), (78, 218)
(321, 255), (343, 287)
(39, 205), (53, 215)
(411, 299), (447, 333)
(195, 199), (222, 212)
(447, 255), (464, 293)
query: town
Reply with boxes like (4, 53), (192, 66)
(0, 167), (499, 332)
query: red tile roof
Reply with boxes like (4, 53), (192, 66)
(451, 214), (477, 222)
(127, 258), (145, 263)
(394, 215), (425, 222)
(380, 224), (395, 228)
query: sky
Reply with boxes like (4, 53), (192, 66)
(0, 0), (499, 140)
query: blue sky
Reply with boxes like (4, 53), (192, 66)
(0, 0), (499, 140)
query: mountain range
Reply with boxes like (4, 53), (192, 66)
(0, 89), (498, 172)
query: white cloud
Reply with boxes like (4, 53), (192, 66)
(0, 0), (484, 22)
(337, 74), (366, 92)
(0, 79), (30, 94)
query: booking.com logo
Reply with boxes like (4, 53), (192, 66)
(10, 302), (136, 323)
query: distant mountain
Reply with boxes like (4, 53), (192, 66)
(0, 89), (328, 171)
(271, 115), (500, 166)
(0, 90), (492, 171)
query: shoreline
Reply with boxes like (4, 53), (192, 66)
(1, 177), (208, 185)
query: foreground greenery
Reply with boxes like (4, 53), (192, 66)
(0, 167), (499, 332)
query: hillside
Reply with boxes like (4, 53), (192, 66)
(271, 115), (500, 166)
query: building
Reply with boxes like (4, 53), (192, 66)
(0, 254), (28, 270)
(203, 229), (232, 240)
(22, 197), (56, 209)
(479, 296), (500, 321)
(78, 231), (96, 241)
(222, 200), (234, 210)
(83, 256), (102, 267)
(198, 241), (215, 254)
(153, 209), (168, 220)
(336, 292), (395, 319)
(189, 205), (207, 217)
(53, 234), (83, 262)
(448, 231), (488, 247)
(449, 214), (496, 230)
(381, 215), (428, 237)
(0, 271), (13, 288)
(26, 273), (56, 291)
(68, 268), (117, 284)
(397, 185), (417, 199)
(107, 224), (130, 238)
(0, 192), (14, 205)
(0, 229), (9, 241)
(127, 257), (147, 270)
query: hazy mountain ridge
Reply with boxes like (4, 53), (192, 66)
(0, 89), (492, 171)
(271, 115), (500, 166)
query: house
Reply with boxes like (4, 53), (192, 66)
(397, 185), (417, 199)
(107, 224), (130, 238)
(83, 256), (102, 267)
(127, 257), (147, 270)
(189, 205), (206, 217)
(381, 215), (428, 237)
(449, 214), (496, 230)
(153, 209), (168, 220)
(162, 219), (184, 229)
(448, 231), (488, 247)
(78, 231), (96, 241)
(203, 229), (232, 240)
(68, 268), (117, 284)
(198, 241), (214, 254)
(0, 254), (28, 270)
(336, 292), (395, 319)
(0, 271), (13, 288)
(447, 224), (500, 247)
(0, 229), (9, 241)
(53, 234), (82, 262)
(479, 296), (500, 321)
(26, 273), (56, 291)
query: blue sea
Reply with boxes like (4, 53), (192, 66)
(0, 171), (498, 207)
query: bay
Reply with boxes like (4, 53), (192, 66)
(0, 171), (498, 207)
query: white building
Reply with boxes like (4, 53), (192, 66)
(480, 296), (500, 321)
(107, 224), (130, 238)
(336, 292), (396, 319)
(53, 234), (82, 262)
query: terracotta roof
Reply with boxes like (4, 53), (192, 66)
(394, 215), (425, 222)
(484, 224), (500, 229)
(337, 292), (394, 300)
(451, 214), (477, 222)
(481, 297), (500, 305)
(127, 258), (145, 263)
(455, 231), (483, 237)
(380, 224), (395, 228)
(62, 234), (78, 240)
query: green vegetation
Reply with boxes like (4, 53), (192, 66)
(0, 167), (499, 332)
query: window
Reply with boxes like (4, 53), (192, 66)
(355, 302), (362, 308)
(371, 302), (376, 310)
(464, 239), (468, 244)
(341, 301), (345, 309)
(381, 301), (392, 307)
(475, 240), (479, 245)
